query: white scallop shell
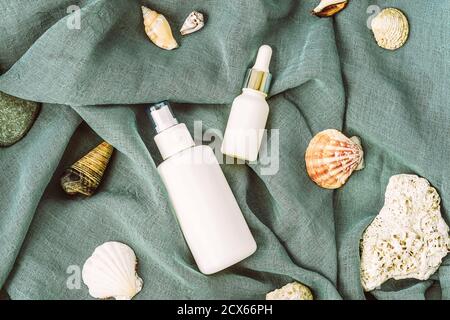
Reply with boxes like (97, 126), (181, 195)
(360, 175), (450, 291)
(371, 8), (409, 50)
(180, 11), (205, 35)
(82, 241), (143, 300)
(266, 282), (313, 300)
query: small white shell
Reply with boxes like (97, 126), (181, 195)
(180, 11), (205, 35)
(360, 174), (450, 291)
(82, 241), (143, 300)
(142, 6), (178, 50)
(266, 282), (313, 300)
(371, 8), (409, 50)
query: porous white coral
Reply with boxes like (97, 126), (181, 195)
(360, 174), (450, 291)
(266, 282), (313, 300)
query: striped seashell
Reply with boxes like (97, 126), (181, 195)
(371, 8), (409, 50)
(311, 0), (348, 17)
(142, 6), (178, 50)
(305, 129), (364, 189)
(61, 141), (114, 196)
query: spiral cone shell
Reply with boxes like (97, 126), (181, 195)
(61, 141), (114, 196)
(142, 6), (178, 50)
(305, 129), (364, 189)
(371, 8), (409, 50)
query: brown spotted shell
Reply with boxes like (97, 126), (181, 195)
(311, 0), (348, 17)
(61, 141), (114, 196)
(305, 129), (364, 189)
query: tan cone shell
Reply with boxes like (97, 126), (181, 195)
(61, 142), (114, 196)
(305, 129), (364, 189)
(142, 6), (178, 50)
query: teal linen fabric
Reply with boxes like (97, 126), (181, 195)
(0, 0), (449, 300)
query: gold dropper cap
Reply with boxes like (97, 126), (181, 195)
(243, 45), (273, 96)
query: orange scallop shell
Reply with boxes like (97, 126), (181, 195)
(305, 129), (364, 189)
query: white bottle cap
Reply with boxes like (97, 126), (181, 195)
(149, 101), (178, 133)
(252, 45), (272, 72)
(148, 101), (195, 160)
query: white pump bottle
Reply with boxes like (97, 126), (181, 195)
(221, 45), (273, 162)
(148, 101), (257, 275)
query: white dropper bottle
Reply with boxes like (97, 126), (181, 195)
(221, 45), (273, 162)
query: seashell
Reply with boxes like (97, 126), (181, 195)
(305, 129), (364, 189)
(82, 241), (143, 300)
(311, 0), (348, 17)
(61, 141), (114, 196)
(180, 11), (205, 35)
(142, 6), (178, 50)
(266, 282), (313, 300)
(360, 174), (450, 291)
(371, 8), (409, 50)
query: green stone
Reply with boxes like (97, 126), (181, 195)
(0, 91), (40, 147)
